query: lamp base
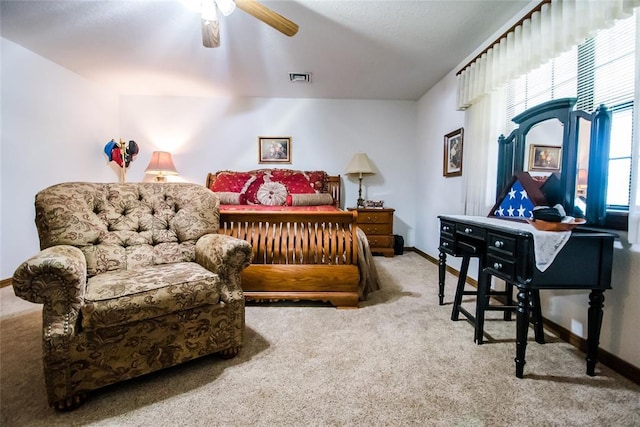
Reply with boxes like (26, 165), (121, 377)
(356, 177), (365, 208)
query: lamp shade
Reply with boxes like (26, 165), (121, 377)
(345, 153), (375, 176)
(145, 151), (178, 181)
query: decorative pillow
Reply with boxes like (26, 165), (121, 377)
(275, 173), (317, 194)
(213, 192), (246, 205)
(257, 182), (288, 206)
(305, 170), (329, 192)
(286, 193), (335, 206)
(244, 172), (267, 204)
(209, 171), (255, 193)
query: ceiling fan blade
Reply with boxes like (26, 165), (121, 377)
(235, 0), (299, 37)
(201, 17), (221, 48)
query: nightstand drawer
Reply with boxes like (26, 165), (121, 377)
(357, 211), (391, 224)
(349, 208), (395, 257)
(367, 235), (394, 249)
(359, 223), (392, 235)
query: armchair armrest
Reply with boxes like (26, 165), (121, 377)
(12, 245), (87, 337)
(195, 234), (252, 279)
(196, 234), (252, 304)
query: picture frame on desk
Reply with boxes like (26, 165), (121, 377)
(443, 128), (463, 177)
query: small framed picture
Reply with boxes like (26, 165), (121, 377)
(443, 128), (464, 177)
(528, 144), (561, 171)
(259, 137), (291, 164)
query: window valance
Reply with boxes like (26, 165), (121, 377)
(457, 0), (640, 111)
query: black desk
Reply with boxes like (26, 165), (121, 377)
(437, 215), (616, 378)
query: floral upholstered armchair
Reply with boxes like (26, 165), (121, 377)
(12, 182), (252, 410)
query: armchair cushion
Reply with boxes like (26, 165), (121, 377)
(82, 262), (220, 330)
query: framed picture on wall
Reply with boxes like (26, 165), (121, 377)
(443, 128), (464, 177)
(528, 144), (561, 171)
(259, 137), (291, 164)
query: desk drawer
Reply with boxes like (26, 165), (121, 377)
(456, 223), (486, 240)
(440, 220), (455, 238)
(486, 254), (516, 281)
(439, 236), (455, 254)
(487, 232), (516, 257)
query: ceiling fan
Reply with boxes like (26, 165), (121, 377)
(199, 0), (299, 48)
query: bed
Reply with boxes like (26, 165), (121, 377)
(205, 169), (380, 308)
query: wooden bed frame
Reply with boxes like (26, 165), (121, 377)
(207, 173), (362, 308)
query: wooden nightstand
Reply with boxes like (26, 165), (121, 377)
(349, 207), (395, 257)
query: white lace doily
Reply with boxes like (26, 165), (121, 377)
(443, 215), (571, 272)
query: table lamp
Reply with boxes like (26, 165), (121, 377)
(346, 152), (375, 208)
(145, 151), (179, 182)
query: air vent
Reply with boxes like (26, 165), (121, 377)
(289, 72), (311, 83)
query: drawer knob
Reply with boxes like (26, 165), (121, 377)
(494, 240), (504, 248)
(442, 242), (449, 247)
(442, 225), (450, 232)
(464, 227), (472, 234)
(493, 262), (503, 270)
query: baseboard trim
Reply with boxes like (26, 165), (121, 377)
(408, 246), (640, 386)
(0, 278), (12, 288)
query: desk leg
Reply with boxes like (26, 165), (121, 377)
(451, 255), (470, 321)
(530, 290), (545, 345)
(515, 286), (530, 378)
(586, 290), (605, 376)
(474, 266), (489, 345)
(438, 250), (447, 306)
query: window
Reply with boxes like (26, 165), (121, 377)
(504, 13), (636, 229)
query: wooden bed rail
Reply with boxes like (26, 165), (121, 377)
(218, 211), (358, 266)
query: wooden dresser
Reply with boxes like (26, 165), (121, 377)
(349, 208), (395, 257)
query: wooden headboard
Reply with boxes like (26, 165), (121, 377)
(326, 175), (341, 208)
(205, 171), (342, 209)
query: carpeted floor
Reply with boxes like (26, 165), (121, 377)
(1, 252), (639, 426)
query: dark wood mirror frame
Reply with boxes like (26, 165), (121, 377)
(496, 98), (612, 225)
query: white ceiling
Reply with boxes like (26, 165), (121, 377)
(0, 0), (530, 100)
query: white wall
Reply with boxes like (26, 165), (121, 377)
(415, 70), (465, 271)
(117, 95), (417, 245)
(0, 38), (119, 277)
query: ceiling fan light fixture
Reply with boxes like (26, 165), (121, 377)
(201, 0), (218, 21)
(216, 0), (236, 16)
(289, 72), (311, 83)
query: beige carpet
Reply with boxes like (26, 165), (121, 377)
(1, 252), (639, 426)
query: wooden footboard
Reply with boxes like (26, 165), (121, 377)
(218, 211), (360, 308)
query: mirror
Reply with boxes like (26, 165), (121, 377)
(572, 116), (592, 217)
(523, 119), (564, 179)
(496, 98), (611, 225)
